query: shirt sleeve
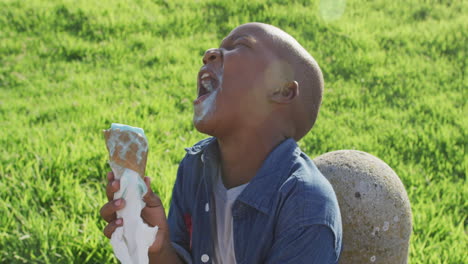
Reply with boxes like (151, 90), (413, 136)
(167, 157), (193, 264)
(264, 224), (340, 264)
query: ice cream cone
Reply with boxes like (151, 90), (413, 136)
(103, 125), (148, 177)
(103, 124), (157, 264)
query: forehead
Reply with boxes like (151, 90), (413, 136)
(221, 24), (274, 47)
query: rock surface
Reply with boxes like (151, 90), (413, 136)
(314, 150), (412, 264)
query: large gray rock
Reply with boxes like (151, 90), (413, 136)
(314, 150), (412, 264)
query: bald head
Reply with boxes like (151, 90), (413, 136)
(228, 23), (324, 141)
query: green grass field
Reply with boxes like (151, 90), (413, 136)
(0, 0), (466, 263)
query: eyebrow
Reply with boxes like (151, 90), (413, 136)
(221, 34), (257, 47)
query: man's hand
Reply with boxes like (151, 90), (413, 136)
(99, 172), (183, 263)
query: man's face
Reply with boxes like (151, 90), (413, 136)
(193, 24), (280, 136)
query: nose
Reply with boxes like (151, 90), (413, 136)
(202, 48), (222, 65)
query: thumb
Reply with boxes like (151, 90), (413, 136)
(143, 177), (163, 208)
(144, 176), (152, 193)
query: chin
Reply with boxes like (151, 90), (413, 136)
(193, 116), (216, 136)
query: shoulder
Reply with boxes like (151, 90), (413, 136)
(276, 150), (342, 245)
(287, 152), (338, 203)
(280, 152), (337, 200)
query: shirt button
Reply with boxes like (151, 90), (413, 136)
(201, 254), (209, 263)
(205, 203), (210, 212)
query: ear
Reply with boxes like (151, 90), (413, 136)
(269, 81), (299, 104)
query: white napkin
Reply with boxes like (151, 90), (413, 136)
(110, 166), (158, 264)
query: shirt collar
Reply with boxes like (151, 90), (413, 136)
(236, 138), (299, 215)
(184, 137), (217, 155)
(186, 137), (300, 215)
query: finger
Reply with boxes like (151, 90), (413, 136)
(103, 218), (123, 239)
(143, 177), (163, 208)
(106, 179), (120, 201)
(141, 205), (167, 227)
(143, 176), (152, 195)
(100, 199), (125, 223)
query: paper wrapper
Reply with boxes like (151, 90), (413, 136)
(103, 128), (148, 177)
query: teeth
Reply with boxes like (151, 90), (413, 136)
(201, 79), (213, 92)
(200, 72), (214, 93)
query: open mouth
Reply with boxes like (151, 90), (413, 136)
(195, 71), (218, 103)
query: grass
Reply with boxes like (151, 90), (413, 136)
(0, 0), (466, 263)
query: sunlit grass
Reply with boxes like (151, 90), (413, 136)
(0, 0), (466, 263)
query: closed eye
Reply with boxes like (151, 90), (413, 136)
(233, 38), (252, 48)
(220, 35), (255, 50)
(234, 42), (248, 48)
(221, 42), (245, 51)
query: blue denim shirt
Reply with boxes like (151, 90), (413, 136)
(168, 138), (342, 264)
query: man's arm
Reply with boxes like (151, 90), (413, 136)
(165, 157), (193, 264)
(265, 224), (340, 264)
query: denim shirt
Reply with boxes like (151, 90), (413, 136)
(168, 138), (342, 264)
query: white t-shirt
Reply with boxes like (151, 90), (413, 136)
(212, 170), (248, 264)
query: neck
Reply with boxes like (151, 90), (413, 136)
(217, 128), (287, 189)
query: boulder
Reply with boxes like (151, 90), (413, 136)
(314, 150), (412, 264)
